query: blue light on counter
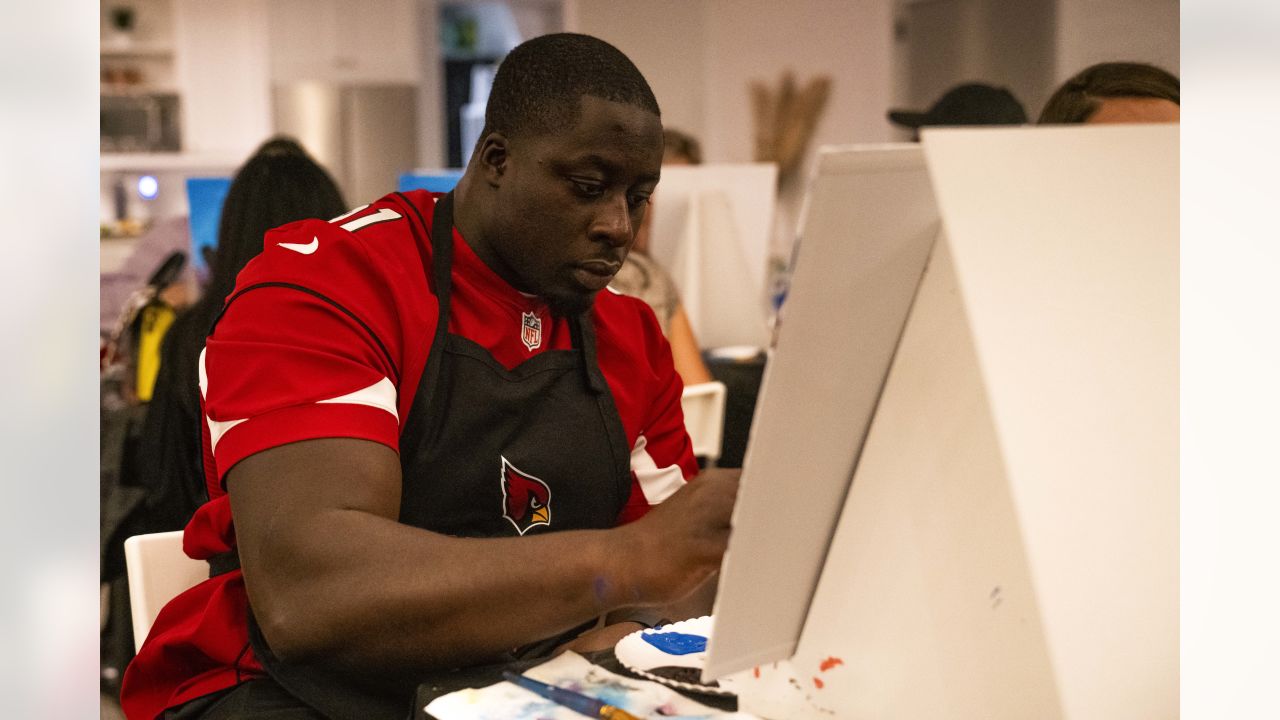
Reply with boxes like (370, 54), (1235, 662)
(138, 175), (159, 200)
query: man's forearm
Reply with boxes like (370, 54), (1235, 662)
(246, 507), (646, 676)
(228, 438), (734, 684)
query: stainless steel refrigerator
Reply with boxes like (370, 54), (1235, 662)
(273, 82), (419, 206)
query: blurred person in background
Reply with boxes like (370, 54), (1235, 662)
(1038, 61), (1179, 124)
(611, 127), (712, 384)
(100, 137), (344, 696)
(132, 137), (346, 532)
(887, 82), (1028, 140)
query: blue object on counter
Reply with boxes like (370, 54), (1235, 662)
(397, 171), (462, 193)
(185, 176), (232, 276)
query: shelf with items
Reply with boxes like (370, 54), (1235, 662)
(101, 43), (174, 58)
(100, 86), (182, 98)
(100, 0), (178, 93)
(101, 0), (175, 49)
(101, 0), (183, 156)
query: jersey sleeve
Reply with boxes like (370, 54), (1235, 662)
(611, 297), (699, 525)
(201, 208), (427, 483)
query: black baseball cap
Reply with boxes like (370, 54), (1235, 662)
(888, 83), (1028, 128)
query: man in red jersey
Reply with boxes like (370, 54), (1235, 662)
(121, 33), (739, 719)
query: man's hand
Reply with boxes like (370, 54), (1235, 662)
(609, 468), (740, 607)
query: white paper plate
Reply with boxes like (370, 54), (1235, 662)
(614, 615), (737, 697)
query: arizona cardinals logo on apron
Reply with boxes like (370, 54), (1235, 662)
(499, 456), (552, 534)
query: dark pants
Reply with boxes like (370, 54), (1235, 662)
(165, 679), (326, 719)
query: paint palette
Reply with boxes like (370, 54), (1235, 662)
(614, 615), (739, 697)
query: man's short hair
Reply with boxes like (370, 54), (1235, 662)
(1037, 62), (1180, 124)
(482, 33), (660, 141)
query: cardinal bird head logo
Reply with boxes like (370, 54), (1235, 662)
(500, 456), (552, 535)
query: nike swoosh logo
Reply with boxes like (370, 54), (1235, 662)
(278, 237), (319, 255)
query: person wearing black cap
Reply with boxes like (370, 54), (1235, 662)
(887, 83), (1028, 140)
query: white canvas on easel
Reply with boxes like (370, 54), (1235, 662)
(705, 145), (942, 677)
(646, 163), (778, 349)
(707, 126), (1177, 720)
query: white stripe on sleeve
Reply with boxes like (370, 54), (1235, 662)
(200, 347), (248, 453)
(202, 346), (399, 452)
(630, 434), (686, 504)
(316, 376), (399, 421)
(206, 416), (247, 453)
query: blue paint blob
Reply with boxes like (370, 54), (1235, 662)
(642, 631), (707, 655)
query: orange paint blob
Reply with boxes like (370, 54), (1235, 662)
(813, 676), (825, 689)
(819, 656), (845, 672)
(753, 667), (760, 678)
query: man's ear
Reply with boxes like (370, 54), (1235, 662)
(476, 133), (510, 187)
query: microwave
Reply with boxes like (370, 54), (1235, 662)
(101, 93), (181, 152)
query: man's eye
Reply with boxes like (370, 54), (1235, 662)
(628, 193), (651, 209)
(570, 179), (605, 198)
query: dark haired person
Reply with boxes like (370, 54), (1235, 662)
(101, 138), (344, 691)
(120, 33), (738, 719)
(887, 83), (1028, 140)
(130, 137), (346, 535)
(1038, 62), (1180, 125)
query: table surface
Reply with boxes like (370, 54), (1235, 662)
(414, 648), (738, 719)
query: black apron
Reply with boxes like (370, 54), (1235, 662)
(246, 192), (635, 719)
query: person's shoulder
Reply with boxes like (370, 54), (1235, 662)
(592, 286), (668, 352)
(219, 193), (439, 356)
(239, 193), (430, 296)
(595, 284), (657, 319)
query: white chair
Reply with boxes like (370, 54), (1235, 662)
(681, 381), (728, 467)
(123, 530), (209, 652)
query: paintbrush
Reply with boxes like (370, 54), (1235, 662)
(502, 670), (643, 720)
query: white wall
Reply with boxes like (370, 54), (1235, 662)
(1056, 0), (1180, 80)
(568, 0), (895, 163)
(172, 0), (272, 156)
(972, 0), (1057, 120)
(153, 0), (1180, 163)
(894, 0), (1056, 131)
(704, 0), (896, 161)
(416, 0), (446, 169)
(567, 0), (895, 258)
(564, 0), (709, 145)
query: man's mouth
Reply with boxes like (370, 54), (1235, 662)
(572, 259), (622, 291)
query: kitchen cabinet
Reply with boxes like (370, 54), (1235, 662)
(267, 0), (422, 85)
(172, 0), (272, 154)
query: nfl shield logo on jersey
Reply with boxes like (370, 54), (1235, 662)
(520, 311), (542, 351)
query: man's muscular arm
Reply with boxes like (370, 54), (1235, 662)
(228, 437), (736, 681)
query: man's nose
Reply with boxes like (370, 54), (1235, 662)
(589, 194), (633, 248)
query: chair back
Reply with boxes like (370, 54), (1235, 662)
(681, 381), (728, 466)
(123, 530), (208, 652)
